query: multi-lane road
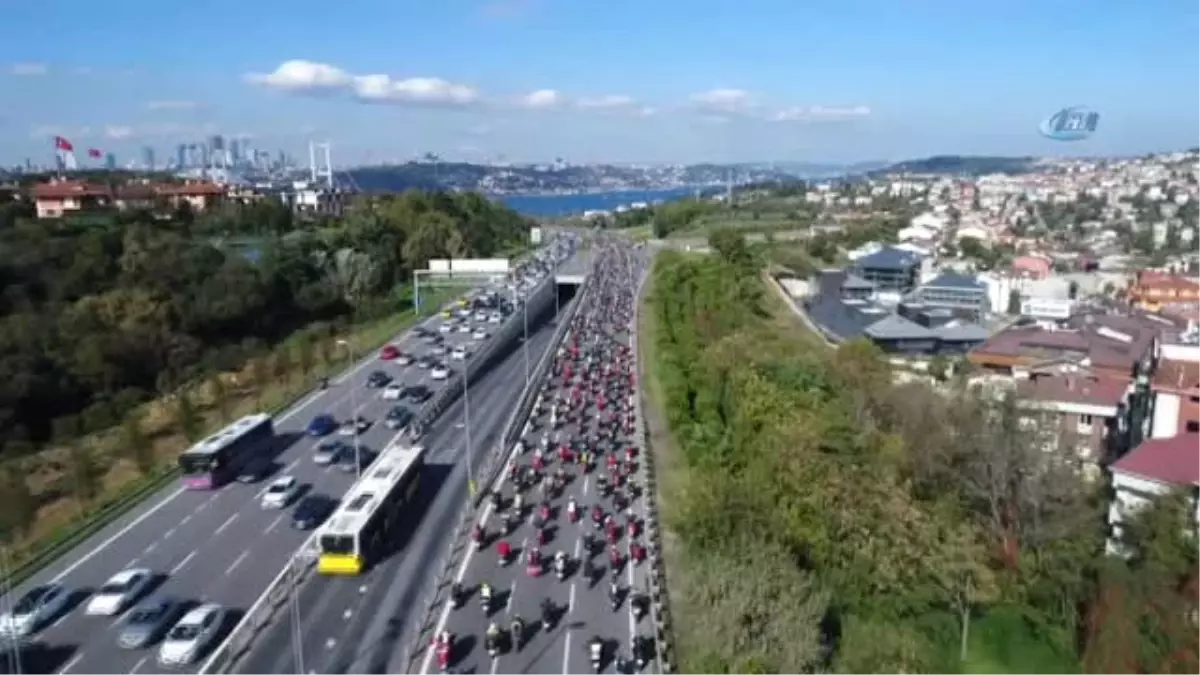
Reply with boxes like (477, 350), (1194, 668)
(234, 308), (562, 674)
(424, 243), (654, 675)
(2, 260), (560, 674)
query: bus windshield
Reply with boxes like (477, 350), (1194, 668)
(178, 453), (216, 476)
(320, 534), (355, 555)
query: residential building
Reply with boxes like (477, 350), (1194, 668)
(1016, 370), (1134, 471)
(1127, 270), (1200, 312)
(159, 181), (226, 212)
(1148, 358), (1200, 438)
(31, 180), (113, 218)
(1106, 434), (1199, 557)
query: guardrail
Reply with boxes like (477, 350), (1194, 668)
(200, 247), (577, 675)
(402, 277), (591, 672)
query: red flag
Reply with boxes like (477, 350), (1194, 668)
(87, 148), (102, 159)
(54, 136), (74, 152)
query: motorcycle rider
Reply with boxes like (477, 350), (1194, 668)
(480, 581), (493, 610)
(540, 597), (556, 628)
(510, 615), (526, 650)
(588, 635), (604, 671)
(485, 622), (501, 655)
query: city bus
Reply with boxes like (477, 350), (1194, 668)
(177, 413), (274, 489)
(316, 441), (426, 575)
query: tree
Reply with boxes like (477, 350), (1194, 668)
(249, 356), (271, 405)
(175, 391), (203, 443)
(295, 336), (316, 377)
(208, 373), (232, 423)
(927, 354), (950, 382)
(121, 414), (155, 476)
(1006, 288), (1022, 315)
(0, 467), (36, 540)
(66, 442), (101, 506)
(271, 347), (294, 386)
(933, 521), (998, 660)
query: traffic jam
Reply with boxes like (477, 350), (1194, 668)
(427, 238), (654, 674)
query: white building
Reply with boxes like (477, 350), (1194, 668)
(1106, 434), (1199, 557)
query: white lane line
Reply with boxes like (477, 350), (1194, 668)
(582, 475), (589, 497)
(129, 656), (148, 674)
(50, 486), (186, 583)
(179, 513), (192, 526)
(163, 527), (177, 539)
(213, 513), (239, 536)
(170, 550), (197, 575)
(285, 457), (302, 472)
(562, 584), (577, 675)
(127, 557), (140, 567)
(490, 653), (501, 675)
(265, 513), (285, 534)
(143, 541), (157, 554)
(225, 551), (250, 576)
(57, 652), (83, 674)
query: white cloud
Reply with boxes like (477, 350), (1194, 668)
(519, 89), (566, 109)
(11, 62), (48, 76)
(689, 88), (754, 115)
(768, 105), (871, 122)
(104, 125), (135, 140)
(146, 100), (202, 111)
(246, 60), (480, 107)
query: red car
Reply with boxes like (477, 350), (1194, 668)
(380, 344), (400, 360)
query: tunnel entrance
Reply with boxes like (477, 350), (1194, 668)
(554, 280), (579, 316)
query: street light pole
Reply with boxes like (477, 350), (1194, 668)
(336, 338), (362, 480)
(462, 367), (475, 497)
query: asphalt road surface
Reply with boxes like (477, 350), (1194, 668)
(425, 244), (655, 675)
(1, 296), (525, 675)
(235, 304), (560, 674)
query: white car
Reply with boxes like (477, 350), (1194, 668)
(396, 352), (414, 366)
(472, 329), (489, 341)
(429, 344), (447, 356)
(438, 322), (453, 333)
(381, 383), (404, 400)
(456, 323), (472, 334)
(0, 584), (69, 637)
(430, 364), (450, 380)
(85, 568), (154, 616)
(261, 476), (298, 509)
(487, 313), (502, 324)
(451, 346), (468, 361)
(157, 603), (225, 667)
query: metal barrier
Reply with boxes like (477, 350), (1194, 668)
(200, 244), (576, 675)
(402, 279), (591, 672)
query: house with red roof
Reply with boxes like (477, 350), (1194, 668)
(1149, 358), (1200, 439)
(1017, 369), (1135, 473)
(32, 179), (113, 218)
(1106, 434), (1199, 556)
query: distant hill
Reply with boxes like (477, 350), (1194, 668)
(870, 155), (1036, 177)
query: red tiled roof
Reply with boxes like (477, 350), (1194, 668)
(1111, 435), (1199, 487)
(973, 311), (1169, 373)
(158, 182), (225, 197)
(1018, 372), (1128, 408)
(32, 181), (112, 199)
(1153, 359), (1200, 394)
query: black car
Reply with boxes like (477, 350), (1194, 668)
(338, 448), (375, 473)
(385, 406), (414, 430)
(237, 455), (273, 483)
(292, 494), (336, 530)
(405, 385), (433, 403)
(365, 370), (391, 388)
(417, 356), (437, 370)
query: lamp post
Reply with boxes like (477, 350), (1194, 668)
(336, 338), (362, 479)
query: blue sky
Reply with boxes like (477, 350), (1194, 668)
(1, 0), (1196, 166)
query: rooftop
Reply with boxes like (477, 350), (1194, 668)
(971, 310), (1171, 373)
(1017, 372), (1129, 408)
(1111, 434), (1199, 487)
(923, 270), (986, 291)
(855, 245), (924, 272)
(1152, 359), (1200, 394)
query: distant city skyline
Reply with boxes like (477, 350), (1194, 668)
(1, 0), (1196, 165)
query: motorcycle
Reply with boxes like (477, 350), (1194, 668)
(589, 640), (604, 673)
(472, 526), (485, 551)
(450, 582), (464, 610)
(497, 541), (512, 566)
(486, 634), (499, 659)
(434, 634), (453, 673)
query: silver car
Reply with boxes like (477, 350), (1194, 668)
(0, 584), (69, 637)
(118, 598), (184, 649)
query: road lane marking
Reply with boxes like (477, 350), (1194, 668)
(214, 513), (239, 536)
(562, 584), (577, 675)
(179, 513), (192, 525)
(163, 527), (176, 539)
(225, 551), (250, 576)
(57, 652), (83, 674)
(129, 656), (148, 674)
(143, 542), (157, 554)
(50, 486), (186, 583)
(170, 550), (197, 575)
(265, 513), (285, 533)
(127, 557), (140, 567)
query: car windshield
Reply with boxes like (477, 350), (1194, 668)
(167, 622), (202, 641)
(12, 587), (50, 614)
(100, 578), (136, 594)
(268, 482), (289, 493)
(317, 442), (339, 453)
(129, 605), (166, 624)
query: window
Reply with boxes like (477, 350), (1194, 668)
(1079, 414), (1094, 426)
(1187, 420), (1199, 433)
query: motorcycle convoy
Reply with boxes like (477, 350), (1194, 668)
(437, 240), (654, 674)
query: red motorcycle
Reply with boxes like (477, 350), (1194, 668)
(434, 633), (453, 673)
(527, 548), (543, 577)
(609, 546), (622, 568)
(630, 541), (646, 565)
(627, 518), (640, 539)
(567, 501), (579, 523)
(497, 540), (512, 566)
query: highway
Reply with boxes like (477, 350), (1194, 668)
(423, 243), (655, 675)
(233, 308), (562, 675)
(1, 264), (553, 675)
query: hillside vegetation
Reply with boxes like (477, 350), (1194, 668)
(0, 189), (529, 554)
(642, 231), (1196, 673)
